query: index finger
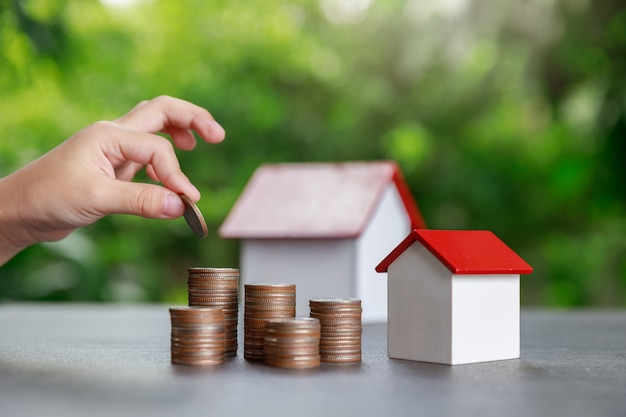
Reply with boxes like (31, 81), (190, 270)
(114, 95), (226, 146)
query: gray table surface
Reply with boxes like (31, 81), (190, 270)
(0, 304), (624, 417)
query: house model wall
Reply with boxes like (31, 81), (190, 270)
(376, 229), (533, 365)
(219, 161), (426, 322)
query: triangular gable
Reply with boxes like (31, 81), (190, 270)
(219, 161), (426, 239)
(376, 229), (533, 275)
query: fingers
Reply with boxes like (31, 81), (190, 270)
(95, 180), (187, 219)
(146, 165), (159, 183)
(114, 160), (144, 182)
(164, 125), (197, 151)
(99, 123), (201, 201)
(114, 95), (226, 147)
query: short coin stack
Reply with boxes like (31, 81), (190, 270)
(309, 298), (362, 363)
(169, 306), (225, 366)
(264, 318), (321, 369)
(187, 267), (239, 357)
(244, 283), (296, 361)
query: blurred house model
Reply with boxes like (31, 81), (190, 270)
(219, 161), (426, 322)
(376, 229), (533, 365)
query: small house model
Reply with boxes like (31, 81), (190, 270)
(376, 229), (533, 365)
(219, 161), (426, 322)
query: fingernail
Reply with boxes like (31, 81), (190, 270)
(163, 193), (185, 218)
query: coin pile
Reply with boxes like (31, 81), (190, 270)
(244, 283), (296, 361)
(309, 298), (362, 363)
(264, 318), (321, 369)
(169, 306), (225, 366)
(187, 267), (239, 356)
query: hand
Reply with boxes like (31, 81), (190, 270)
(0, 96), (225, 264)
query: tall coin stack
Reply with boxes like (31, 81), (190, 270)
(169, 306), (225, 366)
(244, 283), (296, 360)
(187, 267), (239, 357)
(309, 298), (362, 363)
(264, 318), (321, 369)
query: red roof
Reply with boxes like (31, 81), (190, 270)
(375, 229), (533, 275)
(219, 161), (426, 239)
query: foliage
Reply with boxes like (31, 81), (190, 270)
(0, 0), (624, 306)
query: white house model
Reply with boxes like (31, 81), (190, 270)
(219, 161), (426, 322)
(376, 229), (533, 365)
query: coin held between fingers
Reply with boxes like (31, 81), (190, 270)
(179, 194), (208, 238)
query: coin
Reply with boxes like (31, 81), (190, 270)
(244, 283), (296, 361)
(169, 306), (225, 366)
(188, 267), (239, 277)
(187, 267), (239, 357)
(264, 318), (321, 369)
(179, 194), (208, 238)
(309, 298), (362, 363)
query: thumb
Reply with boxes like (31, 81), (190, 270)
(98, 179), (186, 219)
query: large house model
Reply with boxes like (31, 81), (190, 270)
(376, 229), (533, 365)
(219, 161), (426, 322)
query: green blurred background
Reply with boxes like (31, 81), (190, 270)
(0, 0), (624, 307)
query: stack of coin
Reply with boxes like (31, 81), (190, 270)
(187, 267), (239, 356)
(309, 298), (362, 363)
(264, 318), (321, 369)
(169, 306), (225, 366)
(244, 283), (296, 361)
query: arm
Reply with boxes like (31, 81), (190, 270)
(0, 96), (225, 265)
